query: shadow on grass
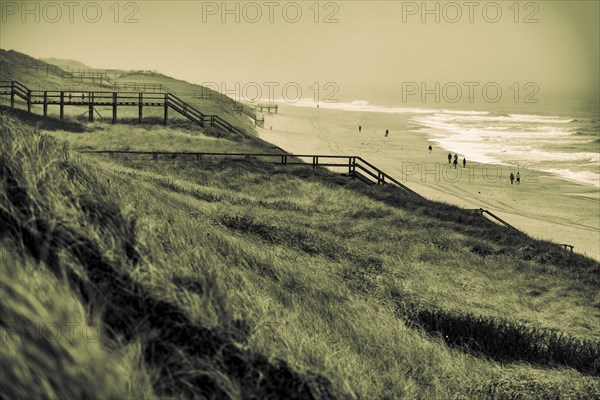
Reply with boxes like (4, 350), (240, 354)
(0, 105), (86, 132)
(395, 298), (600, 376)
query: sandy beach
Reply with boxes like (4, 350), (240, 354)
(258, 104), (600, 260)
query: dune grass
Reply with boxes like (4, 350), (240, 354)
(0, 246), (156, 400)
(1, 112), (599, 399)
(47, 122), (267, 153)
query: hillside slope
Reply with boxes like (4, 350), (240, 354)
(1, 111), (599, 399)
(41, 57), (95, 71)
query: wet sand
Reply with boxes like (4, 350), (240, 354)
(258, 104), (600, 260)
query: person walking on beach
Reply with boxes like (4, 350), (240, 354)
(448, 153), (452, 164)
(385, 129), (389, 137)
(359, 125), (362, 133)
(516, 172), (521, 185)
(428, 145), (432, 154)
(453, 157), (458, 169)
(463, 157), (466, 168)
(510, 172), (515, 184)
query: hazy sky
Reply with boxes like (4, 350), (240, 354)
(1, 0), (598, 104)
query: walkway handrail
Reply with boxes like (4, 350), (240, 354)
(78, 149), (422, 197)
(165, 92), (247, 136)
(472, 208), (519, 231)
(1, 80), (249, 137)
(81, 150), (355, 158)
(355, 156), (422, 197)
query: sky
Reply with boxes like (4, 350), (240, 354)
(1, 0), (599, 105)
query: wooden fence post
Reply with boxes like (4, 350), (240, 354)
(112, 92), (117, 124)
(138, 93), (143, 124)
(163, 94), (168, 125)
(88, 92), (94, 122)
(27, 89), (31, 113)
(59, 91), (64, 119)
(10, 82), (15, 109)
(43, 91), (48, 116)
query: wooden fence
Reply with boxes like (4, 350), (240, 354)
(0, 81), (248, 137)
(78, 150), (422, 197)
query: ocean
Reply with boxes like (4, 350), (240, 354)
(283, 96), (600, 188)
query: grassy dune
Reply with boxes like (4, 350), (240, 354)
(1, 112), (599, 399)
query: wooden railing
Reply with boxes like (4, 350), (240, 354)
(467, 208), (576, 249)
(3, 62), (72, 79)
(257, 103), (278, 113)
(59, 70), (215, 99)
(233, 104), (264, 127)
(471, 208), (519, 231)
(0, 81), (248, 137)
(69, 71), (115, 84)
(166, 92), (207, 127)
(77, 150), (421, 197)
(113, 82), (170, 93)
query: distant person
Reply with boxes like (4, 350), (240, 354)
(453, 157), (458, 169)
(317, 104), (319, 108)
(516, 172), (521, 184)
(448, 153), (452, 164)
(510, 172), (515, 184)
(462, 158), (466, 168)
(385, 129), (389, 137)
(428, 145), (432, 154)
(359, 125), (362, 133)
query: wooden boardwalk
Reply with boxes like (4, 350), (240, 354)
(6, 66), (261, 125)
(0, 81), (248, 137)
